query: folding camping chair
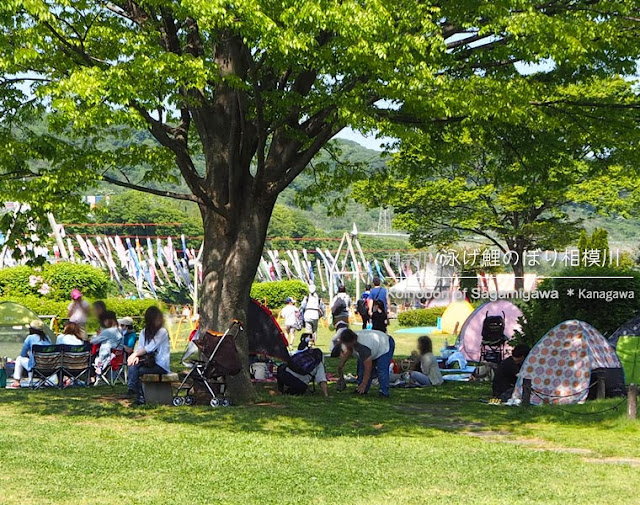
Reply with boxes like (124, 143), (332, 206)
(30, 344), (62, 389)
(60, 343), (92, 388)
(95, 348), (127, 387)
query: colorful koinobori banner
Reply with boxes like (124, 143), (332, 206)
(0, 217), (454, 300)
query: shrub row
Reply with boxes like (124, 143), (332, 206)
(0, 263), (112, 300)
(0, 296), (162, 332)
(397, 307), (446, 327)
(250, 280), (309, 309)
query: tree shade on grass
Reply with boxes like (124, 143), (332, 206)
(1, 377), (639, 505)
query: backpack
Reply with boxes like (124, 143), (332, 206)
(331, 296), (347, 317)
(288, 348), (323, 375)
(481, 312), (506, 345)
(356, 298), (368, 318)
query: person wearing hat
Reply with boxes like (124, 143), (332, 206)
(67, 288), (90, 339)
(300, 285), (325, 339)
(118, 317), (138, 354)
(9, 319), (51, 388)
(280, 297), (299, 350)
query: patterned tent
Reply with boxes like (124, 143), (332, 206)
(512, 320), (624, 405)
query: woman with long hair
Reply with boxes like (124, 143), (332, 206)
(56, 322), (86, 346)
(9, 320), (51, 388)
(126, 306), (171, 404)
(410, 336), (443, 386)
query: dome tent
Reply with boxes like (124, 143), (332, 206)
(247, 299), (290, 362)
(609, 316), (640, 385)
(456, 301), (522, 362)
(0, 301), (55, 339)
(512, 320), (624, 405)
(435, 299), (474, 335)
(609, 315), (640, 348)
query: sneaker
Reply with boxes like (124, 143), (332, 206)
(126, 389), (136, 398)
(6, 383), (21, 389)
(378, 392), (390, 398)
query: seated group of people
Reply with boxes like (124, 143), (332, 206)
(9, 300), (171, 405)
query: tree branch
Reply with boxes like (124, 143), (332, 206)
(102, 175), (203, 203)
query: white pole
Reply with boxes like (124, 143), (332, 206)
(47, 213), (69, 260)
(193, 260), (199, 317)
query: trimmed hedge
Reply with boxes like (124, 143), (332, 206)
(0, 296), (162, 332)
(397, 307), (446, 327)
(0, 264), (112, 300)
(250, 280), (309, 309)
(515, 266), (640, 347)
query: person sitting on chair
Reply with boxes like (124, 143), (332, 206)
(118, 317), (138, 354)
(90, 311), (122, 374)
(9, 320), (51, 388)
(492, 344), (531, 402)
(56, 322), (86, 346)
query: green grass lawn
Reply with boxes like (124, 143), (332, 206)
(2, 342), (640, 505)
(2, 319), (639, 504)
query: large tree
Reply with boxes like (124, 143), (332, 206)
(1, 0), (639, 399)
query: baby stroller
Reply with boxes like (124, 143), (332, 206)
(480, 311), (507, 364)
(174, 319), (243, 407)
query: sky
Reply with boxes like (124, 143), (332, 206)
(334, 128), (392, 151)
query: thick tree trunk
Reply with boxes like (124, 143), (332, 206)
(198, 194), (276, 403)
(511, 254), (525, 292)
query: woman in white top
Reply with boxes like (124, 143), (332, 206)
(56, 322), (86, 346)
(410, 336), (444, 386)
(127, 306), (171, 404)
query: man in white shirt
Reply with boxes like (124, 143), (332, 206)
(337, 328), (395, 397)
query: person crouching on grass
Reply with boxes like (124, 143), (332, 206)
(337, 328), (395, 397)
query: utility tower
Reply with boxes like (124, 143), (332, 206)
(377, 207), (391, 234)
